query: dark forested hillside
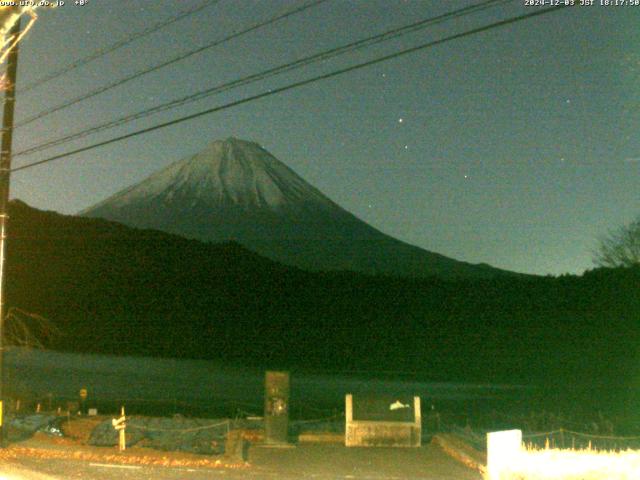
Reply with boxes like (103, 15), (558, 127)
(6, 200), (640, 390)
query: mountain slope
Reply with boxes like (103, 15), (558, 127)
(81, 137), (509, 279)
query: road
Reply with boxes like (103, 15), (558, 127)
(1, 443), (482, 480)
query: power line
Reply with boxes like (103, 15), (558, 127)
(11, 4), (570, 174)
(15, 0), (513, 158)
(20, 0), (222, 94)
(14, 0), (330, 128)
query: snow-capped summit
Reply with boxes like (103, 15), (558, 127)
(81, 137), (507, 278)
(87, 137), (334, 212)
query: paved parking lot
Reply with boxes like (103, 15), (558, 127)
(2, 443), (482, 480)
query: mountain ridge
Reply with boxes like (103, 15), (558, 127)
(80, 137), (516, 279)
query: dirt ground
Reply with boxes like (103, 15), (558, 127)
(2, 442), (483, 480)
(248, 443), (483, 479)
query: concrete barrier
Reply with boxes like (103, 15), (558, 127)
(486, 429), (522, 480)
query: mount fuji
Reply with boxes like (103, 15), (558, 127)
(80, 137), (507, 278)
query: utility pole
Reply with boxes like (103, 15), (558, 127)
(0, 15), (21, 446)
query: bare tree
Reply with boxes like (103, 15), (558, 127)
(3, 307), (59, 349)
(594, 217), (640, 268)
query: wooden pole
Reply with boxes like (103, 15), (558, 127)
(119, 406), (126, 451)
(0, 14), (21, 447)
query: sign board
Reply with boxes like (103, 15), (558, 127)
(352, 395), (415, 422)
(112, 416), (126, 430)
(345, 394), (421, 447)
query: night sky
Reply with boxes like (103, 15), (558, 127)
(6, 0), (639, 275)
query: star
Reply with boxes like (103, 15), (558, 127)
(404, 145), (409, 150)
(398, 118), (404, 123)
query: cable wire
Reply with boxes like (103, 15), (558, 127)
(127, 419), (230, 433)
(11, 4), (571, 174)
(14, 0), (330, 128)
(20, 0), (222, 94)
(15, 0), (513, 158)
